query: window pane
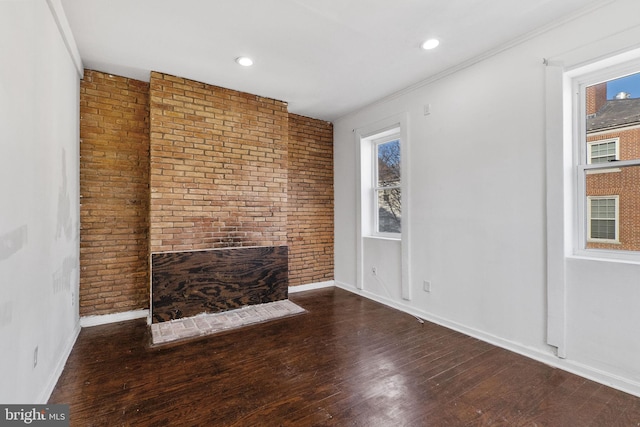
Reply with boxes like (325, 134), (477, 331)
(584, 71), (640, 251)
(590, 198), (615, 219)
(377, 139), (400, 187)
(590, 141), (617, 163)
(588, 196), (617, 242)
(591, 219), (615, 240)
(584, 164), (640, 250)
(377, 188), (401, 233)
(586, 72), (640, 163)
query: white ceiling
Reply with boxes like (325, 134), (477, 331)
(60, 0), (609, 121)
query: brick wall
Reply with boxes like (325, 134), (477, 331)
(79, 70), (150, 316)
(148, 72), (288, 252)
(79, 70), (334, 316)
(287, 114), (334, 286)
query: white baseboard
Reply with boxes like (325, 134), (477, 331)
(38, 321), (81, 404)
(288, 280), (335, 293)
(334, 280), (640, 398)
(80, 309), (149, 328)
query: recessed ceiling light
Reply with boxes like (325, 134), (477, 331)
(236, 56), (254, 67)
(421, 39), (440, 50)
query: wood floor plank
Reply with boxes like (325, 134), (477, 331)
(49, 287), (640, 426)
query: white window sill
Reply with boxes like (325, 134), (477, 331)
(364, 235), (401, 242)
(569, 250), (640, 265)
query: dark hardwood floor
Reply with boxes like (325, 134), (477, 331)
(49, 287), (640, 426)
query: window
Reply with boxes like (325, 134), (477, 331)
(587, 138), (619, 164)
(587, 196), (618, 243)
(356, 115), (409, 297)
(573, 67), (640, 255)
(373, 136), (401, 235)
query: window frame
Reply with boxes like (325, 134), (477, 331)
(572, 61), (640, 260)
(355, 113), (410, 299)
(545, 44), (640, 357)
(372, 134), (401, 238)
(586, 195), (619, 243)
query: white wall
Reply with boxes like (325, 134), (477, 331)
(0, 0), (82, 403)
(334, 0), (640, 396)
(362, 237), (402, 301)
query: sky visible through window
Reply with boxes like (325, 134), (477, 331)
(607, 72), (640, 99)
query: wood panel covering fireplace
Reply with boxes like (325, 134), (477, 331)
(151, 246), (288, 323)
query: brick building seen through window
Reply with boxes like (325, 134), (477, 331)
(585, 75), (640, 251)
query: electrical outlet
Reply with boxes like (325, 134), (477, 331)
(33, 346), (38, 368)
(423, 280), (431, 292)
(372, 267), (377, 276)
